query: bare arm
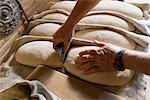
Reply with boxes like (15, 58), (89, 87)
(124, 50), (150, 74)
(53, 0), (101, 53)
(64, 0), (101, 28)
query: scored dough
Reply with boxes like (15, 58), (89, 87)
(64, 46), (134, 86)
(29, 23), (61, 36)
(79, 14), (135, 31)
(42, 13), (68, 21)
(15, 41), (63, 68)
(74, 29), (136, 50)
(50, 1), (143, 19)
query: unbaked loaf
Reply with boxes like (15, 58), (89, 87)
(64, 28), (136, 86)
(29, 23), (61, 36)
(15, 41), (63, 68)
(50, 1), (143, 19)
(64, 46), (134, 86)
(79, 14), (135, 31)
(74, 29), (136, 50)
(50, 1), (76, 13)
(42, 13), (68, 21)
(93, 1), (143, 19)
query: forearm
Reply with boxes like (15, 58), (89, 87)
(64, 0), (101, 28)
(123, 50), (150, 74)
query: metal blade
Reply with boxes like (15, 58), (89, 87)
(54, 42), (67, 63)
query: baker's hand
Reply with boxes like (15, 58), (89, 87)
(75, 40), (122, 74)
(53, 25), (74, 52)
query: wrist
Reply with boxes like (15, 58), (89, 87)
(123, 50), (150, 73)
(113, 49), (126, 71)
(64, 19), (76, 29)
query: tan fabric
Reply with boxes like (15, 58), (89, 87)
(79, 14), (135, 31)
(29, 23), (61, 37)
(64, 46), (134, 86)
(50, 1), (143, 19)
(15, 41), (63, 68)
(74, 29), (136, 49)
(0, 81), (60, 100)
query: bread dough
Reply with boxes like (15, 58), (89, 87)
(42, 13), (68, 21)
(15, 41), (63, 68)
(65, 29), (136, 86)
(50, 1), (143, 19)
(79, 14), (135, 31)
(29, 23), (61, 36)
(93, 1), (143, 19)
(50, 1), (76, 13)
(64, 46), (134, 86)
(42, 13), (135, 31)
(74, 29), (136, 49)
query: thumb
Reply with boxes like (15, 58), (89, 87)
(63, 40), (72, 53)
(94, 40), (106, 47)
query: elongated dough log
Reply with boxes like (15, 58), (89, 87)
(93, 1), (143, 19)
(79, 14), (135, 31)
(74, 29), (136, 49)
(50, 1), (143, 19)
(64, 46), (134, 86)
(15, 41), (63, 68)
(50, 1), (76, 13)
(42, 13), (68, 21)
(29, 23), (61, 36)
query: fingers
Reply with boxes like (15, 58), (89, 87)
(53, 34), (72, 53)
(76, 62), (95, 71)
(53, 33), (58, 49)
(63, 40), (72, 53)
(79, 50), (98, 56)
(76, 63), (103, 75)
(75, 56), (94, 64)
(84, 66), (100, 74)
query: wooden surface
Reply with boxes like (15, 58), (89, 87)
(0, 0), (51, 64)
(26, 65), (125, 100)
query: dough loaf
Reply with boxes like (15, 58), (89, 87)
(64, 46), (134, 86)
(79, 14), (135, 31)
(42, 13), (68, 21)
(65, 29), (136, 86)
(50, 1), (143, 19)
(50, 1), (76, 13)
(74, 29), (136, 49)
(29, 23), (61, 36)
(15, 41), (63, 68)
(93, 1), (143, 19)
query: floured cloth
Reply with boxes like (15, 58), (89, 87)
(0, 80), (60, 100)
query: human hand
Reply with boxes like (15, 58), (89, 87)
(53, 25), (74, 53)
(75, 40), (122, 74)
